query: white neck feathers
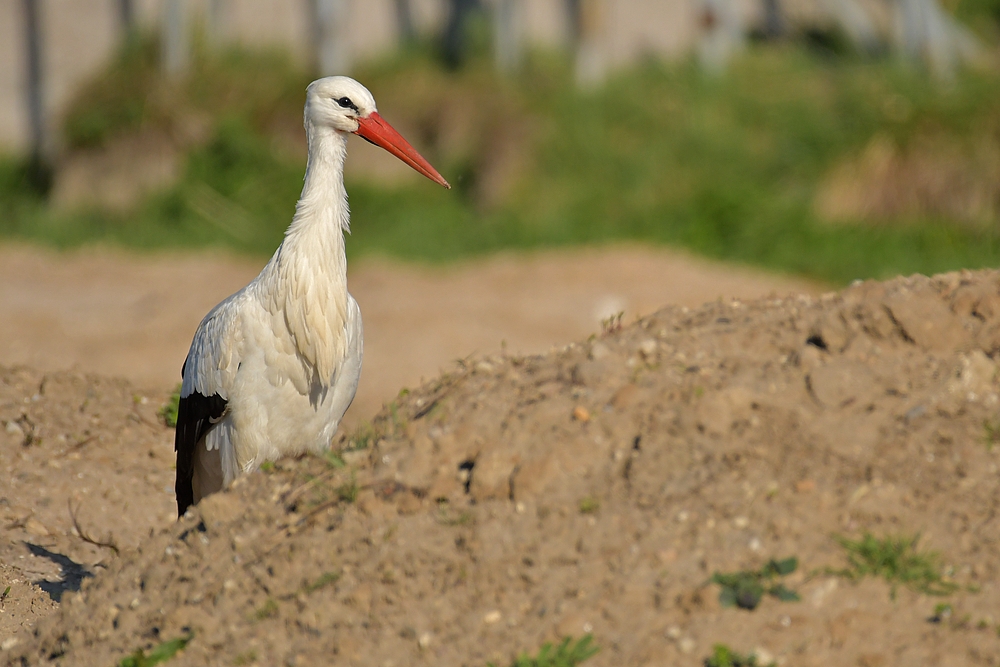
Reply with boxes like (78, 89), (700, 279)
(261, 121), (353, 386)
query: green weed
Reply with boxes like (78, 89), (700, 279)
(703, 644), (774, 667)
(303, 571), (341, 594)
(488, 635), (598, 667)
(929, 602), (953, 623)
(831, 532), (960, 598)
(336, 474), (359, 503)
(347, 422), (377, 451)
(159, 384), (181, 428)
(232, 650), (258, 665)
(252, 598), (279, 622)
(578, 496), (600, 514)
(118, 633), (193, 667)
(710, 557), (800, 610)
(323, 450), (346, 468)
(984, 418), (1000, 450)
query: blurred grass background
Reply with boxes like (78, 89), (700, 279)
(2, 32), (1000, 285)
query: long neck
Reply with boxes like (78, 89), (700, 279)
(286, 120), (351, 250)
(261, 121), (353, 382)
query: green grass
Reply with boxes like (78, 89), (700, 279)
(488, 635), (598, 667)
(831, 532), (960, 597)
(704, 644), (775, 667)
(710, 557), (800, 610)
(159, 384), (181, 428)
(118, 633), (193, 667)
(4, 38), (1000, 284)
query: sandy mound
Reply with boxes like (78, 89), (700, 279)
(4, 270), (1000, 666)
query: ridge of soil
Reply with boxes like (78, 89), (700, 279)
(4, 269), (1000, 666)
(0, 242), (819, 429)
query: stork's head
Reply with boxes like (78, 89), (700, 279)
(305, 76), (450, 189)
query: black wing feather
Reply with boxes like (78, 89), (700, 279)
(174, 389), (228, 516)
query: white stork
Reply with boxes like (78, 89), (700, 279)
(174, 77), (449, 516)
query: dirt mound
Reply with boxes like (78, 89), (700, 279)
(5, 271), (1000, 666)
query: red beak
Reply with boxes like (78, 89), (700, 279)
(354, 112), (450, 189)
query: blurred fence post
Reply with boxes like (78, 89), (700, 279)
(162, 0), (189, 75)
(443, 0), (480, 68)
(893, 0), (981, 79)
(208, 0), (230, 50)
(494, 0), (523, 73)
(394, 0), (416, 45)
(118, 0), (136, 36)
(22, 0), (50, 190)
(569, 0), (606, 88)
(312, 0), (352, 75)
(697, 0), (744, 74)
(821, 0), (880, 54)
(761, 0), (784, 39)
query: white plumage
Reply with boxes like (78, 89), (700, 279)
(174, 77), (449, 515)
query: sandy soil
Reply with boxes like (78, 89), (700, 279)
(0, 243), (818, 429)
(3, 248), (1000, 667)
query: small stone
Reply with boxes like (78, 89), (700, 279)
(483, 610), (502, 624)
(4, 421), (23, 436)
(572, 406), (591, 423)
(679, 637), (696, 654)
(657, 549), (678, 564)
(24, 518), (49, 537)
(794, 479), (816, 493)
(754, 647), (774, 665)
(665, 625), (682, 639)
(418, 632), (432, 650)
(732, 516), (749, 529)
(590, 342), (611, 360)
(1, 637), (20, 651)
(638, 339), (658, 358)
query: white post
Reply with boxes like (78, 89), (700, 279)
(494, 0), (523, 73)
(22, 0), (49, 182)
(573, 0), (606, 88)
(697, 0), (745, 75)
(313, 0), (351, 75)
(208, 0), (230, 49)
(821, 0), (880, 54)
(162, 0), (189, 75)
(893, 0), (981, 80)
(394, 0), (415, 44)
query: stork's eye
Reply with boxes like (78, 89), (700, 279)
(335, 97), (358, 112)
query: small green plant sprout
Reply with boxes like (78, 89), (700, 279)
(984, 418), (1000, 451)
(488, 635), (599, 667)
(232, 649), (258, 665)
(252, 598), (279, 622)
(578, 496), (600, 514)
(710, 557), (800, 610)
(600, 312), (624, 336)
(831, 532), (960, 598)
(302, 570), (341, 594)
(347, 421), (376, 451)
(259, 461), (275, 473)
(323, 449), (346, 468)
(118, 633), (193, 667)
(929, 603), (953, 623)
(703, 644), (775, 667)
(336, 473), (359, 503)
(1, 585), (10, 601)
(159, 384), (181, 428)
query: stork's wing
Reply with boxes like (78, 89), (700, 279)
(174, 297), (242, 516)
(174, 389), (228, 516)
